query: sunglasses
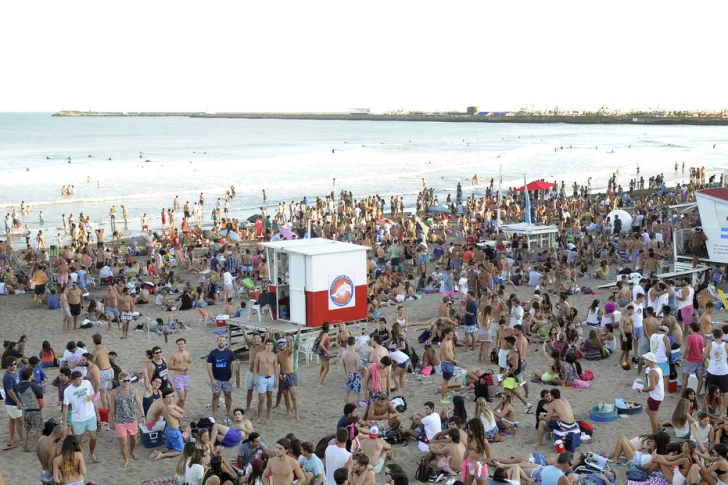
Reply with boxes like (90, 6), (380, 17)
(8, 363), (17, 367)
(121, 379), (130, 383)
(154, 351), (162, 354)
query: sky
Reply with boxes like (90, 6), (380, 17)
(2, 1), (727, 113)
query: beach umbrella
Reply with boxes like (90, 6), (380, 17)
(246, 214), (261, 223)
(428, 205), (451, 214)
(515, 181), (556, 192)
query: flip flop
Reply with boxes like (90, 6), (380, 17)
(2, 443), (17, 451)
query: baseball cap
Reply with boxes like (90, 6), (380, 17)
(369, 426), (379, 439)
(641, 352), (657, 363)
(277, 340), (286, 348)
(442, 296), (451, 303)
(658, 325), (669, 333)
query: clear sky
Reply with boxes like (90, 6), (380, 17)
(2, 1), (727, 113)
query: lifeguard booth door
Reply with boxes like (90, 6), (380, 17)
(289, 253), (306, 324)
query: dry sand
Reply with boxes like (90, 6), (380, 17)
(0, 267), (717, 484)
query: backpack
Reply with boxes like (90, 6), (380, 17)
(313, 334), (324, 355)
(579, 370), (594, 381)
(579, 420), (595, 436)
(415, 457), (433, 483)
(490, 348), (498, 365)
(315, 434), (335, 459)
(384, 428), (409, 445)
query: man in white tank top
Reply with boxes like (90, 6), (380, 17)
(650, 326), (671, 392)
(647, 283), (668, 318)
(638, 352), (664, 434)
(704, 327), (728, 417)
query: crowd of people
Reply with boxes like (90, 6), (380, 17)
(1, 163), (727, 485)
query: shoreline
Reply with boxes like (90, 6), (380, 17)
(52, 111), (728, 126)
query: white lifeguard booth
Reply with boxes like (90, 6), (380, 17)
(498, 223), (559, 251)
(262, 238), (370, 327)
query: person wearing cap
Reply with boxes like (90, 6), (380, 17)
(650, 324), (672, 392)
(359, 424), (392, 475)
(638, 351), (664, 434)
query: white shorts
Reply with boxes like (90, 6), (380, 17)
(4, 403), (22, 419)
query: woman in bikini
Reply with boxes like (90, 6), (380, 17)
(697, 442), (728, 485)
(492, 393), (516, 429)
(53, 435), (86, 485)
(652, 441), (700, 485)
(464, 419), (493, 485)
(477, 305), (493, 363)
(534, 345), (565, 385)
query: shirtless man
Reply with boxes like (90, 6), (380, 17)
(350, 453), (376, 485)
(263, 438), (305, 485)
(37, 425), (64, 485)
(620, 305), (635, 365)
(663, 306), (681, 347)
(59, 287), (73, 332)
(80, 353), (100, 400)
(364, 394), (400, 431)
(276, 330), (300, 420)
(67, 282), (83, 329)
(341, 336), (364, 404)
(514, 324), (530, 399)
(359, 427), (392, 475)
(210, 407), (253, 447)
(253, 339), (279, 421)
(439, 328), (460, 403)
(150, 389), (184, 461)
(689, 228), (707, 268)
(167, 338), (192, 408)
(700, 302), (715, 340)
(104, 285), (120, 331)
(368, 335), (389, 366)
(118, 287), (135, 339)
(637, 307), (660, 376)
(58, 259), (70, 288)
(537, 388), (575, 446)
(91, 334), (113, 410)
(242, 328), (268, 412)
(32, 266), (48, 305)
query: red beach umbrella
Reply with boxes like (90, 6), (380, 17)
(515, 180), (556, 192)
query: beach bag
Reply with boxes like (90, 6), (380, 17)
(384, 428), (409, 445)
(490, 349), (498, 365)
(420, 365), (433, 376)
(579, 420), (594, 436)
(313, 335), (323, 355)
(580, 370), (594, 381)
(626, 462), (648, 481)
(669, 361), (678, 380)
(391, 396), (407, 413)
(475, 382), (491, 401)
(415, 457), (432, 483)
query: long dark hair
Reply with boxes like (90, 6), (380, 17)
(60, 435), (81, 474)
(654, 430), (670, 455)
(466, 418), (486, 453)
(452, 395), (467, 424)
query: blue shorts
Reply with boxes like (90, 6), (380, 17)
(397, 359), (410, 369)
(656, 361), (670, 376)
(634, 326), (644, 338)
(530, 453), (547, 466)
(422, 254), (429, 263)
(165, 426), (184, 452)
(346, 372), (362, 392)
(212, 380), (233, 394)
(221, 427), (243, 447)
(256, 374), (276, 393)
(245, 371), (255, 391)
(243, 265), (253, 273)
(72, 416), (97, 435)
(441, 361), (455, 381)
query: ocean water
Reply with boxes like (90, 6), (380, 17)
(1, 113), (726, 241)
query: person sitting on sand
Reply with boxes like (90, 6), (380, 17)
(211, 408), (254, 447)
(533, 345), (566, 385)
(492, 393), (516, 429)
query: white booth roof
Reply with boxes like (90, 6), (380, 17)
(263, 238), (370, 256)
(499, 223), (559, 235)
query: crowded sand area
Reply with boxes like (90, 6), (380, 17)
(0, 260), (706, 485)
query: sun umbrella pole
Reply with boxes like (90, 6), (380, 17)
(496, 164), (502, 230)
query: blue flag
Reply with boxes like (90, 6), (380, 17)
(524, 175), (532, 225)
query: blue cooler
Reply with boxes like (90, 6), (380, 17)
(565, 432), (581, 452)
(141, 428), (163, 448)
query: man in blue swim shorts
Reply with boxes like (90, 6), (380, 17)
(253, 339), (279, 420)
(150, 389), (185, 461)
(211, 408), (253, 447)
(341, 336), (365, 404)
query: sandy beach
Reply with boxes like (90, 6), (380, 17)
(2, 256), (720, 485)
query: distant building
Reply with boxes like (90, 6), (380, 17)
(349, 108), (370, 115)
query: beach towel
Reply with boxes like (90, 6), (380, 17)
(139, 477), (177, 485)
(368, 363), (382, 393)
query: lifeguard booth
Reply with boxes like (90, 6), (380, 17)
(262, 238), (370, 327)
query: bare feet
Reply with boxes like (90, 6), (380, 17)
(90, 453), (98, 463)
(123, 458), (129, 468)
(132, 452), (139, 460)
